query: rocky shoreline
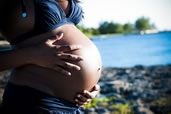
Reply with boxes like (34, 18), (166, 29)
(84, 65), (171, 114)
(0, 65), (171, 114)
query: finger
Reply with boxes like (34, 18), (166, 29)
(76, 103), (85, 107)
(92, 84), (100, 91)
(75, 94), (88, 102)
(83, 90), (96, 99)
(52, 66), (71, 76)
(55, 32), (64, 41)
(57, 53), (83, 61)
(46, 33), (64, 47)
(56, 45), (82, 52)
(47, 32), (64, 41)
(75, 98), (89, 106)
(45, 39), (56, 48)
(58, 61), (81, 71)
(75, 97), (92, 105)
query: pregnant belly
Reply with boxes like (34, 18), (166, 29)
(10, 24), (102, 103)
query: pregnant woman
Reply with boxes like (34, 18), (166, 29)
(0, 0), (102, 113)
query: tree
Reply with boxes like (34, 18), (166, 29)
(98, 21), (123, 34)
(98, 21), (109, 34)
(123, 23), (133, 34)
(90, 28), (100, 35)
(135, 17), (152, 32)
(113, 23), (123, 33)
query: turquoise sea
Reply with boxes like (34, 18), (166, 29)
(91, 32), (171, 68)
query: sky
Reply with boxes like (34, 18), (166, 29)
(79, 0), (171, 31)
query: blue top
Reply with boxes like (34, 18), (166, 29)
(34, 0), (83, 32)
(11, 0), (83, 44)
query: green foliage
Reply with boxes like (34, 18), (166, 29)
(112, 103), (133, 114)
(98, 21), (124, 34)
(90, 28), (100, 35)
(135, 17), (152, 32)
(123, 23), (133, 34)
(83, 98), (99, 108)
(77, 16), (155, 37)
(84, 96), (115, 108)
(84, 96), (134, 114)
(98, 21), (108, 34)
(151, 97), (171, 105)
(77, 25), (100, 38)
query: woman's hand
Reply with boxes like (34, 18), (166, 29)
(28, 33), (83, 76)
(74, 84), (100, 107)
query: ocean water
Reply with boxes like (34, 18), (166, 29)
(91, 32), (171, 68)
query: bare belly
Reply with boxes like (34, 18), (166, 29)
(10, 24), (102, 103)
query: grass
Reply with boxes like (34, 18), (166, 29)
(150, 97), (171, 105)
(84, 96), (134, 114)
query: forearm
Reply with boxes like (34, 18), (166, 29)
(16, 31), (55, 48)
(0, 47), (33, 71)
(0, 32), (52, 71)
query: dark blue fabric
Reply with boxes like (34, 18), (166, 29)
(1, 82), (84, 114)
(34, 0), (83, 32)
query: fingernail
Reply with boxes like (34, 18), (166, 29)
(75, 99), (78, 102)
(57, 54), (62, 56)
(83, 90), (87, 94)
(75, 45), (82, 49)
(76, 67), (81, 71)
(78, 57), (83, 60)
(77, 94), (81, 98)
